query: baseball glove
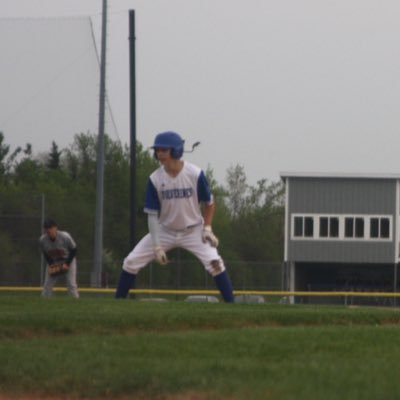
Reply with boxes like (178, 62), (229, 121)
(48, 263), (69, 277)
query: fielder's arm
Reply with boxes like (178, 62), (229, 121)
(65, 247), (77, 266)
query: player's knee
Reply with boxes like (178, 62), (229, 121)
(208, 259), (225, 277)
(122, 260), (139, 275)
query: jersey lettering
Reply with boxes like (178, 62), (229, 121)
(161, 187), (193, 200)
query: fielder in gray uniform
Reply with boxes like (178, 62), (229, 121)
(39, 218), (79, 298)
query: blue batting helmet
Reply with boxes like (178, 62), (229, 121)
(151, 131), (185, 159)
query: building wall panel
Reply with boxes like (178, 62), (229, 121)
(286, 177), (397, 263)
(288, 178), (396, 214)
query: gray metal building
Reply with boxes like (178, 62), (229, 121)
(280, 172), (400, 300)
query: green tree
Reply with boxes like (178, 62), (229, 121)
(0, 132), (29, 180)
(222, 163), (285, 263)
(63, 132), (97, 181)
(0, 132), (10, 176)
(46, 141), (62, 170)
(225, 164), (248, 219)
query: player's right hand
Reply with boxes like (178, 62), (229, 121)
(202, 225), (219, 247)
(154, 246), (169, 265)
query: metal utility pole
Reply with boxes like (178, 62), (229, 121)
(129, 10), (137, 248)
(40, 193), (46, 285)
(93, 0), (108, 287)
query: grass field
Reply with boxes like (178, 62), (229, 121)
(1, 295), (400, 399)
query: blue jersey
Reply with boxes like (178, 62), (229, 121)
(144, 161), (213, 230)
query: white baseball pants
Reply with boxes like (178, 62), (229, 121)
(123, 225), (225, 277)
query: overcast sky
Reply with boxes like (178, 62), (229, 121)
(2, 0), (400, 185)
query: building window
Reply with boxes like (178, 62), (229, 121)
(381, 218), (390, 238)
(370, 218), (379, 238)
(294, 216), (303, 237)
(344, 218), (353, 238)
(330, 217), (339, 237)
(355, 218), (365, 238)
(304, 217), (313, 237)
(319, 217), (339, 238)
(345, 217), (364, 238)
(293, 216), (313, 237)
(370, 217), (390, 239)
(319, 217), (328, 237)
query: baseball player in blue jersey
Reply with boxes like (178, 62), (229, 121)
(115, 131), (234, 302)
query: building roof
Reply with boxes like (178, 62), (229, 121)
(279, 171), (400, 180)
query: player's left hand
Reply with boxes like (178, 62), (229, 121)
(48, 263), (69, 276)
(202, 225), (219, 247)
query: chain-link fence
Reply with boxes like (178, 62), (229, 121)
(0, 193), (45, 286)
(1, 257), (283, 292)
(0, 195), (283, 291)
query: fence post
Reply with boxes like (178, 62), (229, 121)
(40, 193), (46, 285)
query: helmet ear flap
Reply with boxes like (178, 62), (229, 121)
(153, 148), (173, 160)
(170, 148), (178, 159)
(171, 143), (184, 159)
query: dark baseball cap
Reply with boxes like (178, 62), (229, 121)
(43, 218), (57, 229)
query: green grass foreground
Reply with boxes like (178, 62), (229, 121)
(1, 296), (400, 399)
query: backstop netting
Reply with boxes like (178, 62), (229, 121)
(0, 17), (118, 152)
(0, 17), (118, 287)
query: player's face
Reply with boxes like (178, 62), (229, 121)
(45, 226), (58, 241)
(155, 147), (172, 163)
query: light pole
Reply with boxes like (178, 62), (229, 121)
(93, 0), (108, 287)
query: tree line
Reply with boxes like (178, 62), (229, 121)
(0, 131), (285, 288)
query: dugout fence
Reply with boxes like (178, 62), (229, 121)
(0, 193), (283, 292)
(0, 257), (283, 292)
(3, 257), (400, 306)
(2, 198), (400, 306)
